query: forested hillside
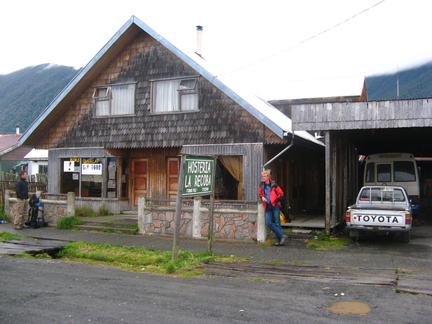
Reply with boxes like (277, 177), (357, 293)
(0, 61), (431, 135)
(366, 62), (432, 101)
(0, 64), (78, 134)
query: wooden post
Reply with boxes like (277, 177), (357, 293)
(207, 194), (215, 253)
(325, 131), (331, 235)
(5, 189), (11, 219)
(172, 155), (186, 262)
(207, 157), (217, 254)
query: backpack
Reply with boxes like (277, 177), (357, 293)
(29, 193), (40, 207)
(25, 193), (47, 228)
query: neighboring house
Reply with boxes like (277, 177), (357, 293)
(24, 149), (48, 176)
(0, 127), (32, 176)
(19, 16), (324, 214)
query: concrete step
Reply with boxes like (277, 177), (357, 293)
(76, 217), (139, 234)
(120, 210), (138, 215)
(75, 224), (138, 234)
(79, 221), (137, 229)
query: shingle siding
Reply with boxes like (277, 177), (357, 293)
(38, 31), (283, 150)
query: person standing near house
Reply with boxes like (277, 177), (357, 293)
(14, 170), (29, 230)
(258, 170), (288, 246)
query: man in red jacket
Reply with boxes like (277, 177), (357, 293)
(258, 170), (288, 246)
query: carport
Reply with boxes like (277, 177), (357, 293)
(291, 98), (432, 233)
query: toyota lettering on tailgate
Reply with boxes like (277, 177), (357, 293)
(353, 215), (400, 223)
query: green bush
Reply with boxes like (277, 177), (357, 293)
(98, 207), (113, 216)
(56, 216), (83, 230)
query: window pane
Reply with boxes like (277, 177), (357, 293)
(178, 79), (196, 90)
(60, 158), (80, 195)
(81, 158), (103, 198)
(365, 162), (374, 182)
(394, 161), (416, 182)
(377, 164), (391, 182)
(180, 93), (198, 111)
(96, 100), (110, 116)
(112, 84), (135, 115)
(154, 80), (180, 112)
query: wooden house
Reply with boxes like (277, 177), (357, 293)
(0, 131), (32, 176)
(19, 16), (324, 214)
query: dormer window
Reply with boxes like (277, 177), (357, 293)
(93, 83), (136, 117)
(152, 77), (199, 113)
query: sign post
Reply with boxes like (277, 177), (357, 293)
(172, 155), (216, 261)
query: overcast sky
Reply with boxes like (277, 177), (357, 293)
(1, 0), (431, 98)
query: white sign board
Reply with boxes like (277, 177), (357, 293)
(82, 163), (103, 175)
(64, 161), (75, 172)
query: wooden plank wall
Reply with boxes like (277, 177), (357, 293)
(292, 99), (432, 131)
(325, 131), (358, 232)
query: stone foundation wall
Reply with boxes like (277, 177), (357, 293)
(6, 191), (74, 225)
(139, 197), (264, 242)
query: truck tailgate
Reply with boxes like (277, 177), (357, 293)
(350, 209), (407, 227)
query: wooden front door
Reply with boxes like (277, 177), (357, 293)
(167, 157), (179, 199)
(131, 159), (148, 206)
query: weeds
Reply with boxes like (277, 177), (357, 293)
(306, 233), (351, 250)
(56, 241), (239, 275)
(56, 216), (83, 230)
(75, 206), (113, 218)
(0, 231), (25, 241)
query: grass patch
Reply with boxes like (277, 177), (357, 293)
(56, 241), (242, 276)
(0, 231), (26, 241)
(306, 233), (351, 250)
(56, 216), (83, 230)
(75, 206), (113, 218)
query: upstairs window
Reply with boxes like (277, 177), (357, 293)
(93, 83), (135, 117)
(152, 77), (199, 113)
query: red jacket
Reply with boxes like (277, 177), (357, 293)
(258, 180), (284, 209)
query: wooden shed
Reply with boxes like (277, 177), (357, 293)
(291, 98), (432, 231)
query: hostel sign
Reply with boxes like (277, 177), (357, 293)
(182, 156), (215, 197)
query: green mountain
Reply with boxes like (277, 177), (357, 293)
(0, 64), (79, 134)
(366, 62), (432, 101)
(0, 61), (431, 136)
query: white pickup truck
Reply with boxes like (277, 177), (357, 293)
(345, 186), (413, 243)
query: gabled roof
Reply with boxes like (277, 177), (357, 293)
(19, 16), (320, 146)
(0, 134), (20, 153)
(0, 134), (32, 160)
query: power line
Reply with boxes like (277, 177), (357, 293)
(216, 0), (386, 78)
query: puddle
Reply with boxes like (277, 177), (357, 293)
(325, 301), (372, 315)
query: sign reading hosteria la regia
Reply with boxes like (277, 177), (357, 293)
(182, 156), (215, 197)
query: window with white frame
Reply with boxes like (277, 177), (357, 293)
(152, 77), (198, 113)
(93, 83), (136, 117)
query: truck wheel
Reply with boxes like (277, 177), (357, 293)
(401, 232), (410, 243)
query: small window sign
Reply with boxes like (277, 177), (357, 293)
(64, 161), (75, 172)
(82, 163), (103, 175)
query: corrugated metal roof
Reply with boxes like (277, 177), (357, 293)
(24, 149), (48, 160)
(19, 16), (320, 146)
